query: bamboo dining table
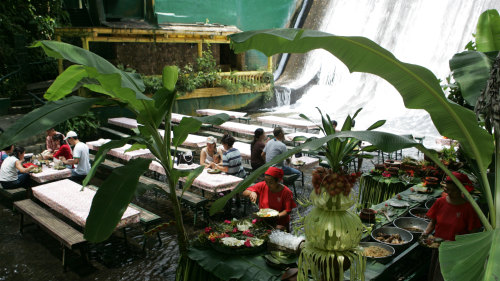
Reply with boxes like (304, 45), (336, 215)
(32, 179), (140, 229)
(108, 117), (139, 129)
(214, 121), (274, 136)
(196, 109), (247, 119)
(86, 139), (155, 161)
(30, 164), (72, 184)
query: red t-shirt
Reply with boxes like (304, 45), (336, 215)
(246, 181), (297, 226)
(426, 196), (481, 241)
(53, 144), (73, 161)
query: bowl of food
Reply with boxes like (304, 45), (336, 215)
(425, 198), (437, 209)
(409, 207), (430, 221)
(292, 159), (305, 166)
(393, 217), (428, 238)
(371, 227), (413, 249)
(359, 242), (395, 263)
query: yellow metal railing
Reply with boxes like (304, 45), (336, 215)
(218, 71), (268, 84)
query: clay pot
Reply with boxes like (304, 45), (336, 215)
(359, 208), (376, 223)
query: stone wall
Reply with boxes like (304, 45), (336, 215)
(112, 42), (221, 75)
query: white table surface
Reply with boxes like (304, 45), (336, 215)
(30, 164), (72, 183)
(158, 130), (208, 148)
(148, 161), (243, 193)
(257, 115), (318, 130)
(285, 132), (324, 143)
(215, 121), (274, 136)
(196, 109), (247, 119)
(87, 139), (154, 161)
(108, 117), (139, 129)
(32, 179), (140, 229)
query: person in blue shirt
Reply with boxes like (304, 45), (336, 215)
(262, 127), (301, 177)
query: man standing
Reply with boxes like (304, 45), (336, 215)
(262, 127), (301, 177)
(45, 128), (65, 152)
(61, 131), (91, 183)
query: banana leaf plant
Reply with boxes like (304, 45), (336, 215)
(449, 10), (500, 107)
(298, 107), (382, 172)
(208, 26), (499, 280)
(0, 40), (231, 279)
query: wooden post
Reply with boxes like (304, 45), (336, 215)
(81, 37), (89, 50)
(56, 35), (63, 74)
(197, 42), (203, 58)
(267, 56), (273, 72)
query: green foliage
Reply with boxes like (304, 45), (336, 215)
(475, 10), (500, 52)
(440, 142), (458, 163)
(300, 108), (384, 172)
(55, 111), (100, 142)
(176, 48), (220, 92)
(142, 75), (163, 94)
(0, 0), (68, 98)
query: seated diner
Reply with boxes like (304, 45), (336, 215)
(200, 136), (222, 169)
(215, 134), (245, 178)
(0, 146), (35, 189)
(48, 134), (73, 165)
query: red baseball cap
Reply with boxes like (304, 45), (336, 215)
(264, 166), (284, 181)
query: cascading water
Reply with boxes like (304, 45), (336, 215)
(275, 86), (292, 106)
(273, 0), (500, 148)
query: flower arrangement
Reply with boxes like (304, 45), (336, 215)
(201, 219), (270, 252)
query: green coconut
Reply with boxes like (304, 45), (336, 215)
(304, 207), (363, 251)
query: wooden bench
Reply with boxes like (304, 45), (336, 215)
(0, 186), (27, 202)
(139, 176), (208, 225)
(98, 126), (131, 140)
(13, 199), (87, 270)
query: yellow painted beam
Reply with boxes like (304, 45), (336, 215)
(87, 37), (228, 44)
(81, 37), (89, 50)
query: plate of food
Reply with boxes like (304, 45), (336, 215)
(292, 160), (305, 166)
(207, 168), (222, 174)
(53, 166), (66, 170)
(256, 208), (279, 218)
(31, 167), (42, 173)
(359, 242), (395, 260)
(419, 234), (444, 248)
(408, 194), (428, 202)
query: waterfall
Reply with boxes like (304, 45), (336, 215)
(274, 86), (292, 106)
(273, 0), (500, 148)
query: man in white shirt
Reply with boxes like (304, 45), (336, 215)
(61, 131), (91, 183)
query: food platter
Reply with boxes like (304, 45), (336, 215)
(388, 200), (410, 208)
(408, 194), (428, 202)
(292, 160), (305, 166)
(31, 167), (42, 173)
(256, 208), (279, 218)
(207, 168), (222, 174)
(53, 166), (66, 170)
(359, 242), (395, 260)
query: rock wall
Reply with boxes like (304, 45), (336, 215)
(112, 43), (220, 75)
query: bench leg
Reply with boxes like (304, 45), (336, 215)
(19, 213), (24, 234)
(62, 246), (67, 272)
(122, 228), (129, 247)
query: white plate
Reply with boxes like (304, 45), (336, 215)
(256, 208), (279, 217)
(409, 194), (428, 202)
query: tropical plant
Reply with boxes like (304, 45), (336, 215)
(0, 40), (231, 279)
(55, 111), (100, 142)
(209, 12), (500, 280)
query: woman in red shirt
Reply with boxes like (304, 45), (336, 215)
(243, 166), (297, 231)
(424, 172), (481, 240)
(50, 134), (73, 163)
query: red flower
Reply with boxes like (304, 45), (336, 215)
(210, 238), (216, 243)
(232, 227), (238, 233)
(408, 170), (415, 177)
(242, 230), (254, 237)
(252, 219), (257, 224)
(244, 239), (252, 247)
(223, 233), (230, 238)
(382, 172), (391, 178)
(224, 220), (231, 224)
(204, 227), (212, 234)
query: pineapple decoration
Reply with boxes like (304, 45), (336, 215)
(298, 108), (384, 281)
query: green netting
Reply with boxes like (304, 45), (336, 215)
(155, 0), (298, 69)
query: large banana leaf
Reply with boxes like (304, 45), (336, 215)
(440, 229), (500, 281)
(84, 157), (152, 242)
(0, 96), (99, 149)
(228, 29), (494, 172)
(476, 9), (500, 52)
(449, 51), (497, 106)
(33, 41), (150, 110)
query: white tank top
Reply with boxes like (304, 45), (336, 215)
(0, 156), (19, 182)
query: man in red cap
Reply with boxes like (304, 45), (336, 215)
(424, 172), (481, 241)
(243, 166), (297, 231)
